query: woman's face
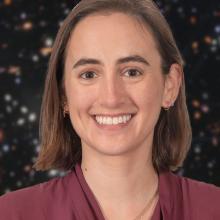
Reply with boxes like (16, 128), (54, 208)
(64, 13), (179, 157)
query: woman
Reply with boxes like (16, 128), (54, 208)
(0, 0), (220, 219)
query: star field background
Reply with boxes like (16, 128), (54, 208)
(0, 0), (220, 195)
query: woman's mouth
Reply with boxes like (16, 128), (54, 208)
(92, 113), (135, 131)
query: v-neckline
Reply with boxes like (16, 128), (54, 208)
(75, 162), (162, 220)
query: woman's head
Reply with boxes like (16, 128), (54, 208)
(33, 0), (192, 172)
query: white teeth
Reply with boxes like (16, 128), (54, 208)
(95, 114), (132, 125)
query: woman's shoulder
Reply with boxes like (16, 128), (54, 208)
(171, 171), (220, 197)
(0, 170), (75, 220)
(164, 171), (220, 218)
(0, 171), (71, 201)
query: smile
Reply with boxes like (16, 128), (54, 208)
(93, 114), (134, 131)
(95, 114), (132, 125)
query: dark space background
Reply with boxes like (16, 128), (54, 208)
(0, 0), (220, 195)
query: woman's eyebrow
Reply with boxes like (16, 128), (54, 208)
(72, 54), (150, 69)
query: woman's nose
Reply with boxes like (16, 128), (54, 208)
(99, 76), (126, 108)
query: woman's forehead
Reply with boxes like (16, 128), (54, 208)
(65, 13), (160, 66)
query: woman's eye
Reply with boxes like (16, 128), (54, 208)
(79, 69), (142, 79)
(80, 71), (97, 79)
(124, 69), (142, 77)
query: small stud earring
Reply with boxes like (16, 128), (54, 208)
(163, 106), (170, 111)
(63, 109), (69, 118)
(63, 105), (69, 118)
(163, 101), (174, 111)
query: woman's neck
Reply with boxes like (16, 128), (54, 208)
(81, 146), (159, 219)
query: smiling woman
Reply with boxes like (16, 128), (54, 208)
(0, 0), (220, 220)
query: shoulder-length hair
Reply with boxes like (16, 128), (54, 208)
(33, 0), (192, 173)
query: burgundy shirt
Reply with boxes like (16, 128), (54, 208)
(0, 163), (220, 219)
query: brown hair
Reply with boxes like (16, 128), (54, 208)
(33, 0), (192, 172)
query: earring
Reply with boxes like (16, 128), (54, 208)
(63, 109), (69, 118)
(63, 105), (69, 118)
(163, 102), (174, 111)
(163, 106), (170, 111)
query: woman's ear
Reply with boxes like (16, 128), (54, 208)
(63, 101), (69, 112)
(61, 92), (69, 115)
(62, 99), (69, 118)
(60, 84), (69, 109)
(162, 63), (182, 109)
